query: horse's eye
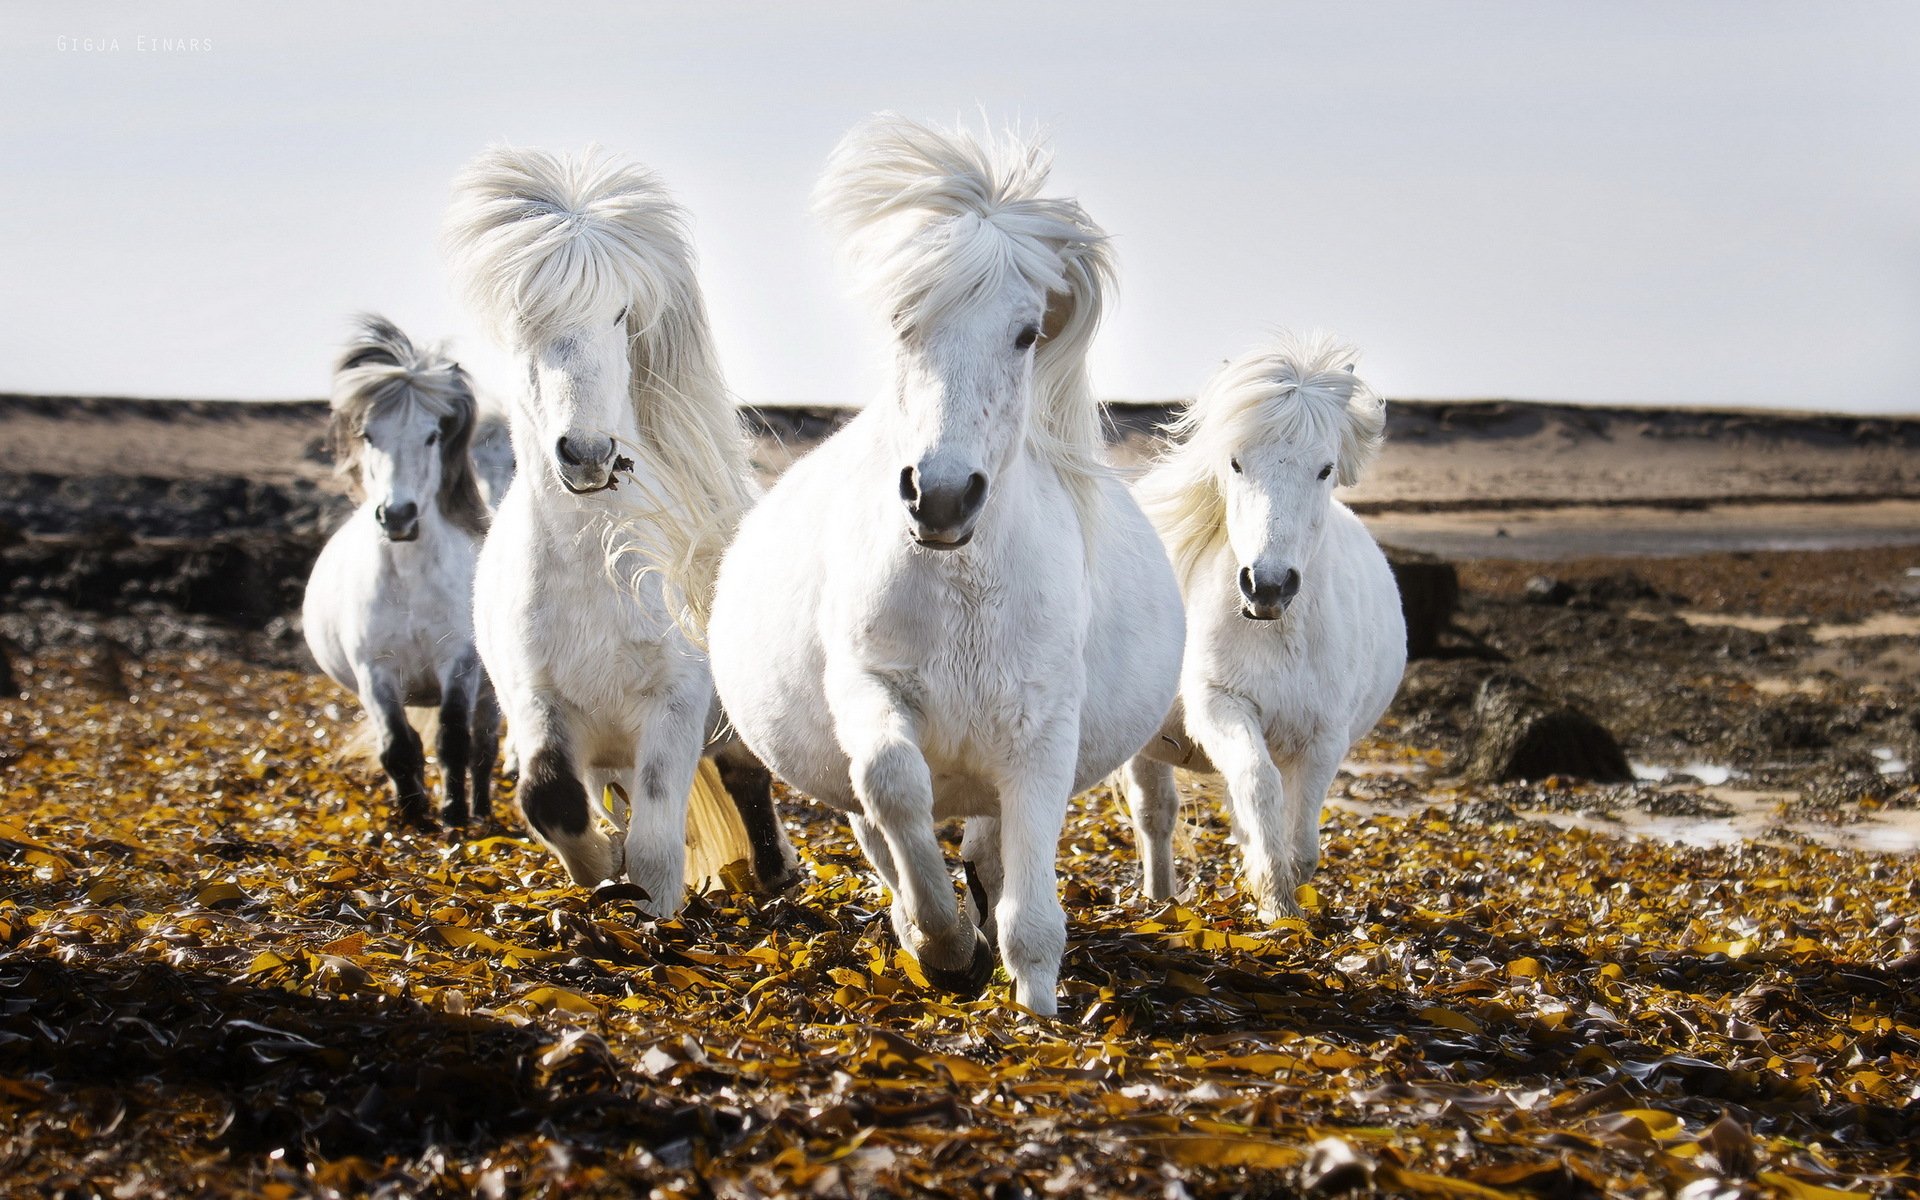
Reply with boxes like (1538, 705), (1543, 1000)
(1014, 324), (1039, 352)
(1229, 457), (1242, 474)
(427, 431), (439, 447)
(614, 306), (628, 327)
(1318, 463), (1333, 481)
(358, 430), (372, 443)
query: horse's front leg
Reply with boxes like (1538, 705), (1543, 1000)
(992, 725), (1078, 1016)
(1280, 743), (1344, 902)
(512, 698), (620, 886)
(710, 739), (800, 892)
(831, 670), (991, 995)
(362, 677), (432, 829)
(622, 686), (710, 917)
(1188, 690), (1295, 922)
(435, 674), (474, 827)
(1119, 755), (1181, 901)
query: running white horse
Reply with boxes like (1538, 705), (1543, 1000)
(444, 145), (796, 914)
(1123, 332), (1406, 922)
(303, 315), (500, 828)
(707, 116), (1185, 1016)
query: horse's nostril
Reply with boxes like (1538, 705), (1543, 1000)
(898, 466), (920, 508)
(556, 436), (582, 466)
(1279, 568), (1302, 598)
(962, 472), (988, 512)
(1238, 567), (1257, 599)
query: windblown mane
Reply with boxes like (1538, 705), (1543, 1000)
(813, 114), (1114, 541)
(1137, 331), (1385, 586)
(328, 314), (489, 536)
(443, 146), (760, 628)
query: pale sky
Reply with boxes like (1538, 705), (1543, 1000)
(3, 2), (1917, 411)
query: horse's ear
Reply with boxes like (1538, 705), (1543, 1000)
(1040, 291), (1071, 344)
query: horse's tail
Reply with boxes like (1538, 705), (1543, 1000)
(683, 757), (755, 893)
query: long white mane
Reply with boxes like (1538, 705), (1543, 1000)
(814, 114), (1114, 539)
(443, 146), (759, 623)
(1137, 331), (1385, 586)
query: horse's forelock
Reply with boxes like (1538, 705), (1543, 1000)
(446, 145), (692, 346)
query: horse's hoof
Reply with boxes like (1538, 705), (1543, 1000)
(396, 805), (438, 832)
(440, 806), (470, 829)
(754, 862), (803, 895)
(922, 930), (995, 998)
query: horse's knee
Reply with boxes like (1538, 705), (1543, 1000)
(853, 741), (930, 825)
(520, 746), (590, 839)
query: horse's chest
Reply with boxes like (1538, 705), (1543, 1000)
(863, 568), (1085, 756)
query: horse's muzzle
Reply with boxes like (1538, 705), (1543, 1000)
(376, 502), (420, 542)
(555, 434), (620, 495)
(901, 462), (987, 549)
(1239, 565), (1300, 620)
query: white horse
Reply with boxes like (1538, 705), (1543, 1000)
(707, 116), (1185, 1016)
(444, 145), (796, 915)
(1123, 332), (1406, 921)
(303, 315), (500, 828)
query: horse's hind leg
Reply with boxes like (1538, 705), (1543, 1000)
(960, 817), (1003, 942)
(468, 671), (501, 824)
(711, 740), (799, 892)
(436, 680), (473, 827)
(1120, 756), (1180, 901)
(513, 700), (620, 886)
(364, 680), (432, 829)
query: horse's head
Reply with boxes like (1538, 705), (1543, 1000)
(329, 315), (482, 543)
(517, 307), (637, 495)
(817, 116), (1111, 550)
(1205, 333), (1384, 620)
(446, 146), (705, 499)
(355, 399), (448, 542)
(883, 268), (1045, 548)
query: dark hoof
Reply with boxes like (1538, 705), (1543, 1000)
(440, 805), (470, 829)
(395, 803), (438, 832)
(755, 862), (803, 895)
(921, 930), (995, 998)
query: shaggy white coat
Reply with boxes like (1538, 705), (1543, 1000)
(707, 116), (1184, 1016)
(1125, 332), (1406, 921)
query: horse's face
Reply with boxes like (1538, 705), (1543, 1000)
(888, 278), (1042, 549)
(519, 308), (634, 495)
(359, 402), (445, 542)
(1221, 422), (1338, 619)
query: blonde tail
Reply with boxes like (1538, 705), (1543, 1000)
(683, 757), (756, 893)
